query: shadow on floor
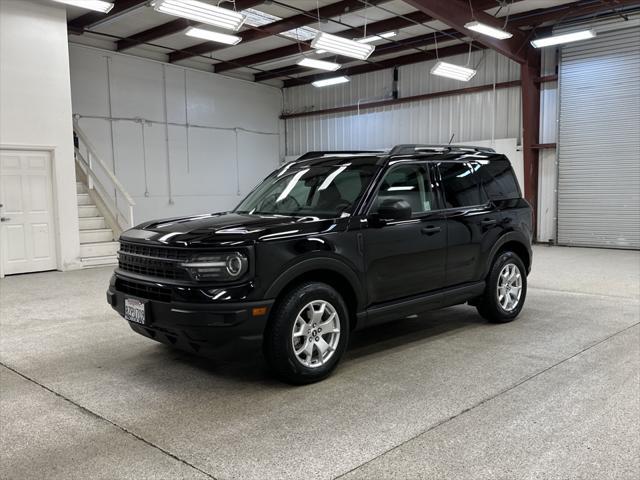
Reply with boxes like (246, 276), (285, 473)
(146, 305), (487, 385)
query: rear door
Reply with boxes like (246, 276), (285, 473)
(433, 161), (504, 287)
(362, 162), (447, 304)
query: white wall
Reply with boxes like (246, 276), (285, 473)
(0, 0), (80, 270)
(69, 45), (284, 224)
(283, 49), (522, 155)
(537, 48), (558, 244)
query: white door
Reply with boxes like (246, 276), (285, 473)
(0, 150), (58, 275)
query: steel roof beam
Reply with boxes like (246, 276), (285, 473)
(402, 0), (529, 64)
(282, 42), (485, 87)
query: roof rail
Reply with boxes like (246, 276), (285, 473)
(297, 150), (385, 160)
(389, 144), (496, 155)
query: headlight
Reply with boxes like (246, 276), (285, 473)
(181, 252), (248, 281)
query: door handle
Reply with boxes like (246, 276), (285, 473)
(421, 225), (441, 235)
(481, 218), (497, 226)
(0, 217), (10, 222)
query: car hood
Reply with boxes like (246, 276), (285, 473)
(120, 212), (339, 247)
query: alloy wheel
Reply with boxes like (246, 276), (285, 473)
(497, 263), (523, 312)
(291, 300), (341, 368)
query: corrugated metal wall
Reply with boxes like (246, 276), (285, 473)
(283, 49), (521, 156)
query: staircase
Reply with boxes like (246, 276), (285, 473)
(73, 119), (136, 269)
(77, 182), (119, 267)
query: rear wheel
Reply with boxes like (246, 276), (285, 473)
(263, 282), (349, 384)
(476, 251), (527, 323)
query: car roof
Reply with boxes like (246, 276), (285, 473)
(289, 145), (505, 170)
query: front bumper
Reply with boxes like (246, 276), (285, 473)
(107, 276), (274, 351)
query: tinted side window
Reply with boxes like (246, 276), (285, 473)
(334, 170), (365, 204)
(439, 162), (489, 208)
(479, 159), (521, 200)
(373, 164), (433, 215)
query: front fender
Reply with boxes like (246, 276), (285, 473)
(264, 256), (366, 312)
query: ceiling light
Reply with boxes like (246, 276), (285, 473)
(430, 61), (477, 82)
(297, 58), (341, 71)
(52, 0), (114, 12)
(464, 21), (512, 40)
(152, 0), (246, 31)
(312, 76), (350, 88)
(311, 32), (375, 60)
(531, 29), (596, 48)
(185, 27), (241, 45)
(358, 30), (398, 44)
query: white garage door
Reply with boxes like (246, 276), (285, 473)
(0, 150), (58, 275)
(557, 26), (640, 249)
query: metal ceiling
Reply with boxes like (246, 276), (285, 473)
(61, 0), (640, 86)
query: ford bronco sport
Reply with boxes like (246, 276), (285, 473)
(107, 145), (532, 384)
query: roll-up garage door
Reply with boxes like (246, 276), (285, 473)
(557, 26), (640, 249)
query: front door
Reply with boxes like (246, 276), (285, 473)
(362, 162), (447, 304)
(0, 150), (57, 276)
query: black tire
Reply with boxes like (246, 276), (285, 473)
(263, 282), (350, 385)
(476, 251), (527, 323)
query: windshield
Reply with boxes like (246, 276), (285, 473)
(235, 161), (379, 218)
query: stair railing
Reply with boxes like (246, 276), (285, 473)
(73, 119), (136, 233)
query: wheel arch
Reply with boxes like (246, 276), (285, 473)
(264, 258), (365, 330)
(484, 232), (532, 277)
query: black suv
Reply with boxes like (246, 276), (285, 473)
(107, 145), (532, 384)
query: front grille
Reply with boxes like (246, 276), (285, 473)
(116, 278), (171, 302)
(118, 242), (190, 281)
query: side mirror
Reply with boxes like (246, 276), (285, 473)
(372, 199), (412, 225)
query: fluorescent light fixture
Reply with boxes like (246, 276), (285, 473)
(314, 29), (394, 53)
(430, 61), (477, 82)
(52, 0), (114, 12)
(297, 57), (341, 71)
(531, 29), (596, 48)
(464, 21), (512, 40)
(311, 32), (375, 60)
(358, 30), (398, 44)
(312, 76), (350, 88)
(152, 0), (246, 31)
(185, 27), (241, 45)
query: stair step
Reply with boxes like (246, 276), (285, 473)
(76, 193), (93, 206)
(81, 255), (118, 268)
(76, 182), (86, 194)
(79, 216), (106, 230)
(78, 205), (99, 218)
(80, 228), (114, 244)
(80, 241), (119, 259)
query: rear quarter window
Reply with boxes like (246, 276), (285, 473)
(439, 162), (489, 208)
(480, 159), (521, 200)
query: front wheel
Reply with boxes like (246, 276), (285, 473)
(476, 251), (527, 323)
(263, 282), (349, 384)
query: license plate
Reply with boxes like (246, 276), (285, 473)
(124, 298), (147, 325)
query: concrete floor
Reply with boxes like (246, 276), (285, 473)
(1, 245), (639, 480)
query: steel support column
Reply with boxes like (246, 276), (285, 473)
(521, 49), (541, 232)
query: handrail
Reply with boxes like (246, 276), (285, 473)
(73, 121), (136, 206)
(73, 119), (136, 231)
